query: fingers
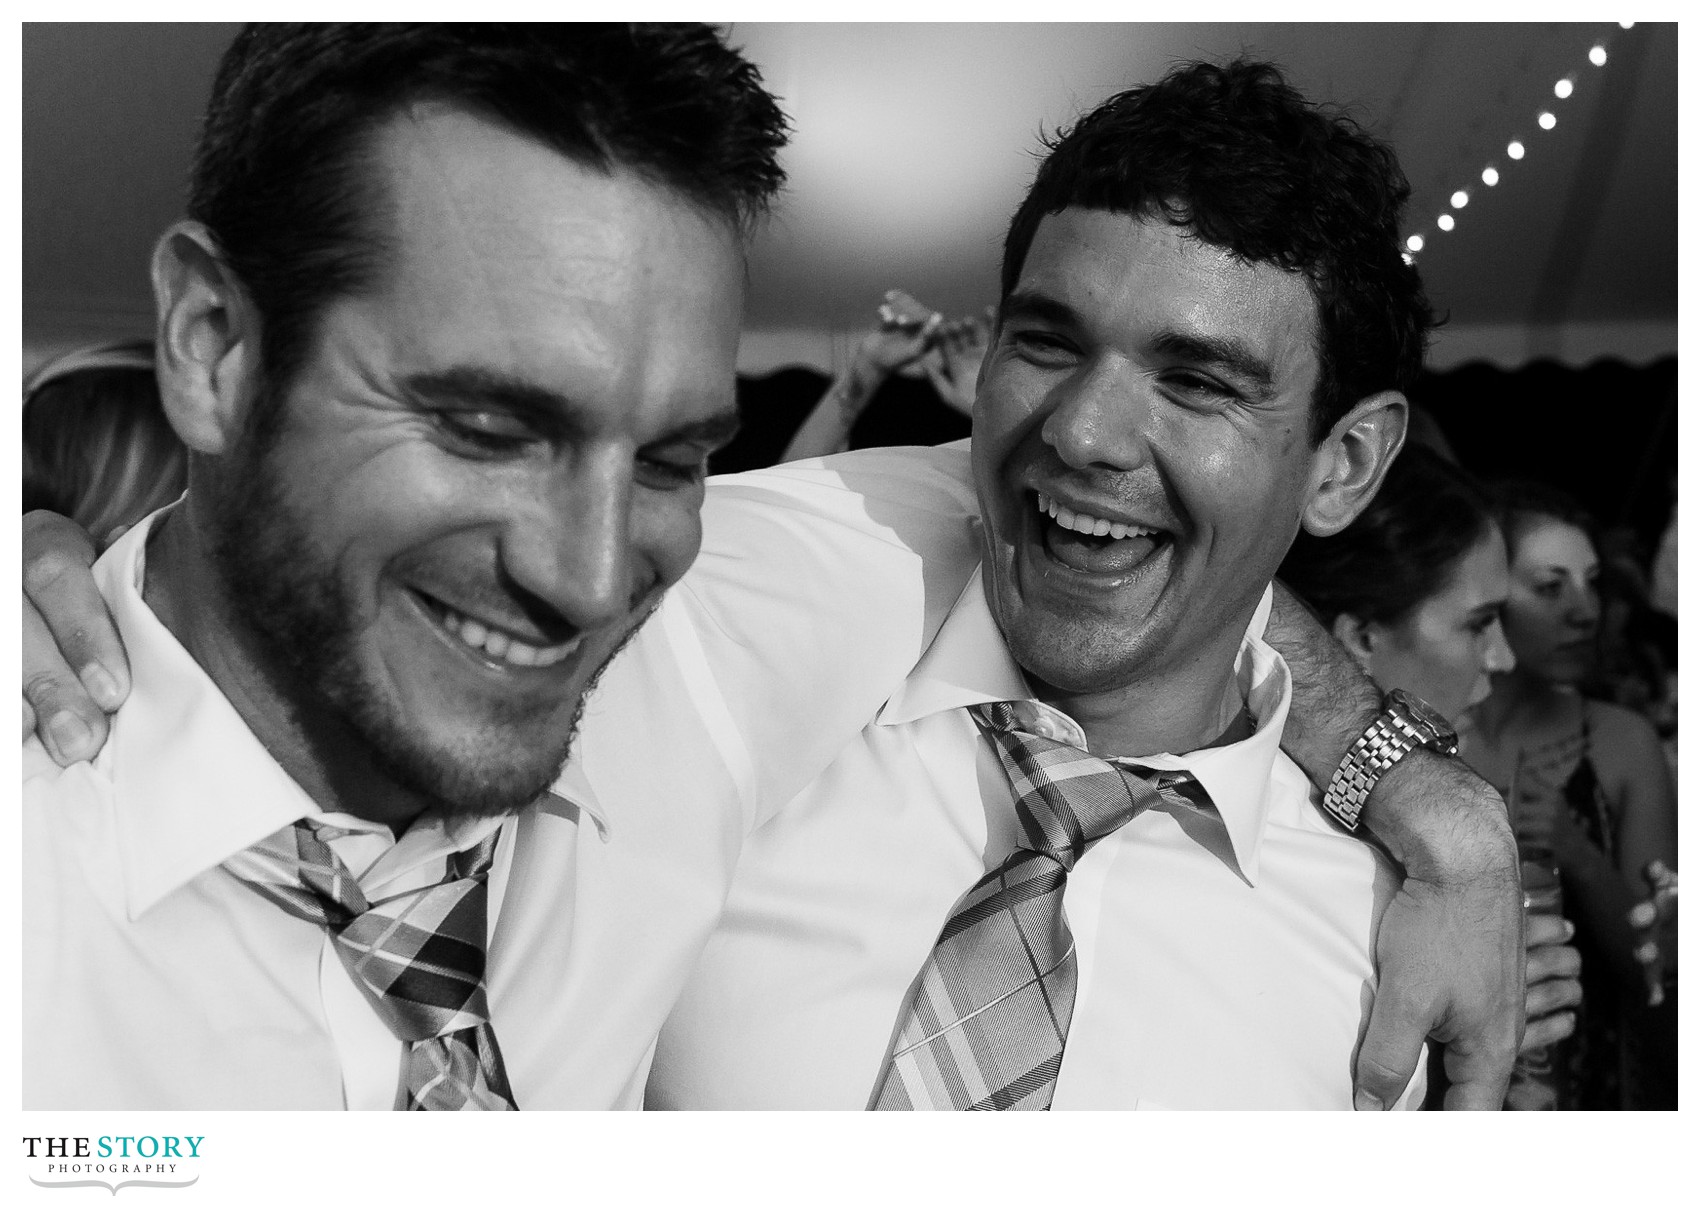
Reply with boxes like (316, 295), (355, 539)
(23, 511), (130, 707)
(1525, 938), (1582, 988)
(22, 510), (128, 765)
(1525, 975), (1582, 1021)
(1524, 912), (1574, 949)
(876, 290), (940, 334)
(23, 591), (109, 765)
(1439, 1031), (1520, 1109)
(1351, 978), (1426, 1110)
(1520, 1011), (1577, 1053)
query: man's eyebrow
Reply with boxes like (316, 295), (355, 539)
(1151, 330), (1276, 395)
(402, 367), (574, 425)
(999, 290), (1081, 330)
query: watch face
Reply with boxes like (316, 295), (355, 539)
(1387, 688), (1459, 748)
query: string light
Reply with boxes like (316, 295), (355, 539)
(1403, 24), (1620, 260)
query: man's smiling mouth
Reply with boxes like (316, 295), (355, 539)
(413, 591), (582, 669)
(1032, 491), (1170, 575)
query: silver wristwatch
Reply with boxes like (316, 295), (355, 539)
(1322, 688), (1459, 833)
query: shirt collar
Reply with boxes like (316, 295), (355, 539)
(97, 511), (550, 916)
(875, 569), (1289, 884)
(100, 512), (328, 918)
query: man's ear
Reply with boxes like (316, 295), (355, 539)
(1329, 610), (1377, 669)
(1301, 390), (1408, 537)
(151, 221), (263, 456)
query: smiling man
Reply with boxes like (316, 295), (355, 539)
(22, 23), (783, 1110)
(646, 60), (1460, 1109)
(25, 39), (1523, 1112)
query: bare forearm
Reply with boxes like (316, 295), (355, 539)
(781, 359), (885, 463)
(1267, 580), (1379, 785)
(1267, 581), (1512, 875)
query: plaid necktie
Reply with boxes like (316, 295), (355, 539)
(871, 700), (1212, 1110)
(223, 819), (518, 1110)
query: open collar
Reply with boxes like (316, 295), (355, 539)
(875, 569), (1289, 884)
(99, 512), (570, 917)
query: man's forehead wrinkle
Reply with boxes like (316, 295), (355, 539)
(375, 111), (635, 383)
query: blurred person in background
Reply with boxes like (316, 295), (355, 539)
(1279, 446), (1580, 1108)
(23, 340), (187, 550)
(782, 289), (988, 461)
(1465, 481), (1677, 1108)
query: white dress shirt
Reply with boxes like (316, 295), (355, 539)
(648, 555), (1426, 1108)
(24, 446), (981, 1109)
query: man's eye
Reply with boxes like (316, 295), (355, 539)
(1162, 370), (1237, 406)
(638, 453), (709, 488)
(1009, 330), (1075, 361)
(437, 411), (535, 450)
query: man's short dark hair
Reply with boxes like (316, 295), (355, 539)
(1001, 58), (1435, 442)
(190, 23), (789, 395)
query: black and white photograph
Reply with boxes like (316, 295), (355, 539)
(14, 16), (1683, 1205)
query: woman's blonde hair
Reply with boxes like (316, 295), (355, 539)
(23, 340), (187, 548)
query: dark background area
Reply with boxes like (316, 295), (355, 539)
(720, 356), (1679, 557)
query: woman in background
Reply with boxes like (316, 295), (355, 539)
(1281, 445), (1516, 723)
(1280, 446), (1577, 1108)
(23, 339), (186, 551)
(1465, 481), (1677, 1109)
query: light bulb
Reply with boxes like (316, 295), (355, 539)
(1590, 46), (1608, 66)
(1482, 166), (1500, 186)
(1508, 141), (1526, 160)
(1451, 190), (1469, 208)
(1555, 78), (1574, 99)
(1438, 214), (1455, 232)
(1538, 111), (1557, 130)
(1406, 234), (1425, 252)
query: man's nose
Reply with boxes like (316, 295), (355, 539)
(1039, 362), (1151, 471)
(499, 453), (633, 634)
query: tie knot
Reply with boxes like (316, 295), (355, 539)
(971, 702), (1166, 867)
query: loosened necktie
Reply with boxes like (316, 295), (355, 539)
(224, 820), (517, 1110)
(871, 700), (1211, 1110)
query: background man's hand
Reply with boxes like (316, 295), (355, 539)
(858, 289), (943, 379)
(1353, 749), (1523, 1109)
(1521, 912), (1581, 1052)
(22, 510), (126, 764)
(922, 308), (992, 416)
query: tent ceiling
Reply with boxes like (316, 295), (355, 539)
(23, 22), (1675, 368)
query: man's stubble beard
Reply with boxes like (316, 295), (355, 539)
(201, 407), (641, 825)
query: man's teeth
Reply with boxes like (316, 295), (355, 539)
(439, 606), (579, 668)
(1035, 492), (1157, 541)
